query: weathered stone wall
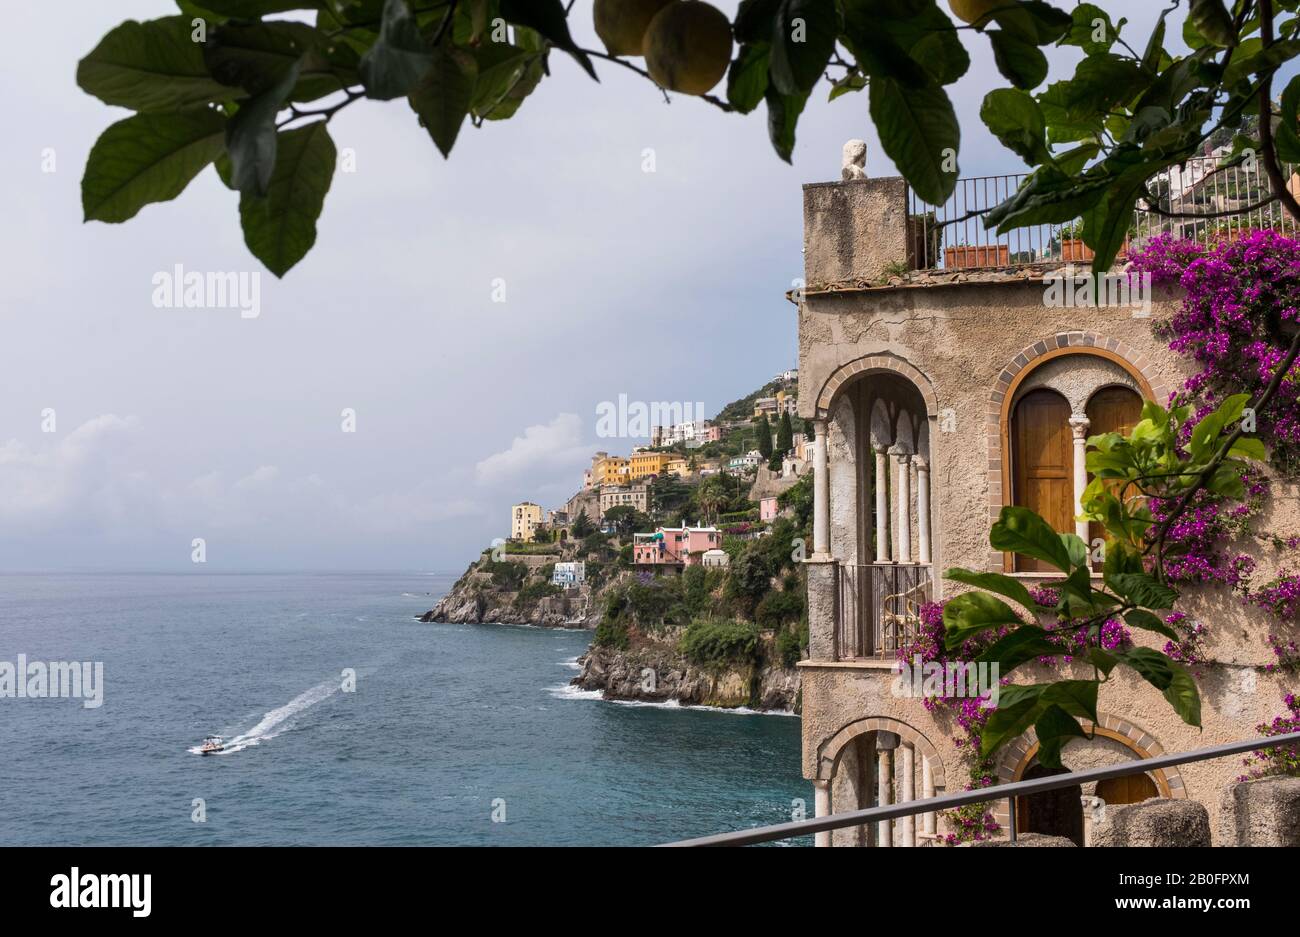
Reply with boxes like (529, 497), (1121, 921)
(795, 175), (1300, 841)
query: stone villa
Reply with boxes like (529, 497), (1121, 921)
(796, 152), (1299, 845)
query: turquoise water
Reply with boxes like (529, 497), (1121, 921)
(0, 572), (809, 846)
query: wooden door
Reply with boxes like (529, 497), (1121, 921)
(1095, 772), (1159, 807)
(1012, 390), (1073, 571)
(1085, 387), (1144, 563)
(1016, 763), (1084, 846)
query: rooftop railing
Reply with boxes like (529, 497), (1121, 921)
(907, 154), (1300, 272)
(660, 730), (1300, 847)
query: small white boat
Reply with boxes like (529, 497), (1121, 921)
(199, 735), (225, 755)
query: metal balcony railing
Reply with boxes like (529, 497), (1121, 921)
(837, 562), (932, 659)
(660, 730), (1300, 847)
(907, 155), (1300, 272)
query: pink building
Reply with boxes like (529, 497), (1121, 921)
(700, 424), (723, 443)
(633, 525), (723, 568)
(760, 496), (780, 521)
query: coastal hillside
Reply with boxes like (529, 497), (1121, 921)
(422, 373), (811, 712)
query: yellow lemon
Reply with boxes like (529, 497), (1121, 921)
(643, 1), (733, 96)
(594, 0), (678, 57)
(948, 0), (1001, 26)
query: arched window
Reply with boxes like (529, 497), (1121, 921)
(1011, 389), (1073, 572)
(1084, 386), (1144, 558)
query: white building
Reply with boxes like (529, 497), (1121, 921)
(552, 561), (585, 587)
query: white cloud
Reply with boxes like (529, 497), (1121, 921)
(474, 413), (590, 488)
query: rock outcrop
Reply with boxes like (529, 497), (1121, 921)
(572, 636), (800, 713)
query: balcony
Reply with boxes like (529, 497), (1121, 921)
(906, 155), (1300, 273)
(834, 562), (933, 661)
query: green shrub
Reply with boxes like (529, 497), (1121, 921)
(756, 588), (804, 630)
(680, 618), (761, 668)
(515, 579), (560, 605)
(776, 620), (808, 667)
(483, 560), (526, 590)
(594, 617), (630, 650)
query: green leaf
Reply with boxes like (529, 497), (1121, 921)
(499, 0), (597, 80)
(944, 568), (1037, 611)
(82, 109), (226, 223)
(727, 43), (770, 114)
(989, 29), (1048, 89)
(988, 506), (1074, 572)
(1228, 437), (1267, 462)
(78, 16), (233, 112)
(1063, 4), (1116, 55)
(868, 76), (959, 204)
(186, 0), (322, 15)
(980, 686), (1046, 757)
(1189, 0), (1238, 48)
(359, 0), (433, 100)
(1034, 703), (1087, 769)
(238, 121), (336, 277)
(1088, 646), (1120, 676)
(942, 591), (1023, 650)
(225, 62), (300, 197)
(974, 626), (1062, 674)
(203, 21), (318, 95)
(765, 86), (808, 163)
(980, 89), (1050, 166)
(1108, 572), (1178, 610)
(1163, 663), (1202, 728)
(1277, 76), (1300, 163)
(770, 0), (839, 96)
(408, 46), (478, 158)
(1125, 609), (1180, 641)
(1118, 646), (1175, 691)
(1043, 680), (1099, 722)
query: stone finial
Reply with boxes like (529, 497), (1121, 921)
(842, 139), (867, 181)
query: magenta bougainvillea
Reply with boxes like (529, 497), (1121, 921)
(1132, 229), (1300, 466)
(1238, 694), (1300, 781)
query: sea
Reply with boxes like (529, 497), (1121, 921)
(0, 572), (810, 846)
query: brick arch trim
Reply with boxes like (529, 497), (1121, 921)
(989, 713), (1186, 831)
(986, 332), (1172, 572)
(815, 715), (946, 788)
(815, 353), (938, 420)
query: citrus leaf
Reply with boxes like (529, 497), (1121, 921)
(78, 16), (233, 112)
(238, 121), (336, 277)
(83, 109), (226, 223)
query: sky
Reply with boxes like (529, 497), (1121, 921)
(0, 1), (1195, 571)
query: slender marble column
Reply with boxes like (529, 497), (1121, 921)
(813, 419), (830, 557)
(922, 756), (936, 839)
(915, 456), (931, 564)
(1069, 416), (1091, 542)
(813, 780), (831, 848)
(901, 743), (916, 847)
(874, 445), (889, 563)
(877, 747), (894, 847)
(891, 445), (912, 564)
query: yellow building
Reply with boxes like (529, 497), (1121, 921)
(511, 502), (543, 542)
(666, 458), (689, 477)
(628, 451), (674, 480)
(593, 455), (629, 486)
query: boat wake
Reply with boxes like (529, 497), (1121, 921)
(189, 678), (341, 755)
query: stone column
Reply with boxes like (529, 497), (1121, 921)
(921, 756), (936, 840)
(874, 445), (889, 563)
(900, 742), (916, 847)
(813, 779), (831, 848)
(915, 456), (931, 564)
(877, 748), (893, 847)
(813, 419), (830, 558)
(1069, 416), (1091, 542)
(891, 445), (912, 564)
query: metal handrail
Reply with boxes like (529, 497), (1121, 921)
(660, 730), (1300, 847)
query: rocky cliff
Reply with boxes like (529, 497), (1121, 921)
(573, 637), (800, 712)
(421, 557), (801, 713)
